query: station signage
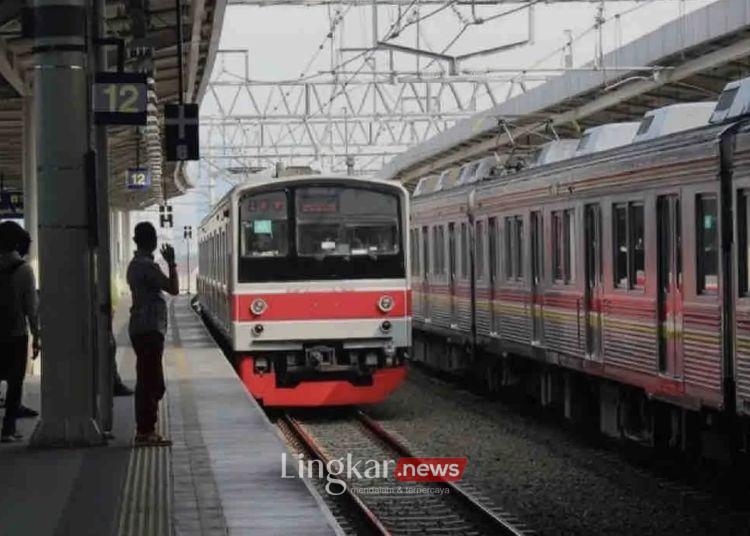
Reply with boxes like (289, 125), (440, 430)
(127, 168), (151, 190)
(0, 191), (23, 218)
(93, 72), (148, 125)
(165, 103), (200, 161)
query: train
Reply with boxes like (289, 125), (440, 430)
(409, 75), (750, 456)
(197, 170), (410, 406)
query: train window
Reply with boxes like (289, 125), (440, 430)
(697, 194), (719, 294)
(632, 205), (645, 288)
(460, 222), (468, 279)
(613, 203), (645, 289)
(411, 229), (420, 276)
(296, 187), (399, 258)
(422, 226), (430, 275)
(432, 227), (440, 275)
(552, 209), (575, 284)
(437, 225), (446, 275)
(476, 220), (485, 280)
(739, 191), (750, 296)
(239, 190), (289, 257)
(488, 217), (498, 284)
(505, 216), (524, 281)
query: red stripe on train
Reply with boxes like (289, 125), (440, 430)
(233, 290), (412, 321)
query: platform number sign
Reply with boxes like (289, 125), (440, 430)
(93, 72), (148, 125)
(127, 168), (151, 190)
(0, 191), (23, 218)
(159, 205), (173, 229)
(165, 103), (200, 161)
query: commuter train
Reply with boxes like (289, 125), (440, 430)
(197, 171), (410, 406)
(410, 76), (750, 454)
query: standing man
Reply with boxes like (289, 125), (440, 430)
(0, 221), (40, 443)
(127, 222), (178, 446)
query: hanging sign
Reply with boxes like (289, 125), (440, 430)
(0, 191), (23, 218)
(93, 72), (148, 125)
(164, 103), (200, 161)
(127, 168), (151, 190)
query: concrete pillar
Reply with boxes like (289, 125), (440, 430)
(22, 96), (38, 276)
(93, 0), (113, 434)
(29, 0), (103, 447)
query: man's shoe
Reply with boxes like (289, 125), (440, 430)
(133, 433), (172, 447)
(1, 433), (23, 443)
(17, 405), (39, 418)
(114, 383), (134, 397)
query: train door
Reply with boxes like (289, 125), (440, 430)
(584, 204), (603, 358)
(448, 222), (457, 322)
(657, 195), (683, 377)
(421, 226), (430, 320)
(488, 217), (498, 334)
(530, 211), (544, 343)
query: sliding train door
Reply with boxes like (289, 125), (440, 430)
(530, 211), (544, 344)
(657, 195), (683, 377)
(584, 204), (603, 358)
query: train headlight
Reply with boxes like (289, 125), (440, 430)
(380, 320), (392, 333)
(250, 298), (267, 316)
(252, 324), (264, 336)
(377, 295), (395, 313)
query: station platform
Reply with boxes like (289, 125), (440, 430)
(0, 295), (341, 536)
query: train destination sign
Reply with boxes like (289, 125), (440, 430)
(127, 168), (151, 190)
(93, 72), (148, 125)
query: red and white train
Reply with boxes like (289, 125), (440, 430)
(197, 172), (410, 406)
(410, 76), (750, 453)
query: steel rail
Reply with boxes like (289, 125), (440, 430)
(355, 410), (530, 536)
(282, 414), (392, 536)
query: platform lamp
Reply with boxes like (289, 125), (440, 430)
(183, 225), (192, 294)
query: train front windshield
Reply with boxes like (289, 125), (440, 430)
(296, 187), (399, 258)
(238, 184), (405, 282)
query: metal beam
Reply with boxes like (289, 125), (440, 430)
(392, 32), (750, 184)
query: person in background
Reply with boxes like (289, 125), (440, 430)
(127, 222), (178, 446)
(0, 221), (40, 443)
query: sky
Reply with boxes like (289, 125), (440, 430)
(144, 0), (717, 263)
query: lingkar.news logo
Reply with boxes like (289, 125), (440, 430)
(281, 453), (468, 495)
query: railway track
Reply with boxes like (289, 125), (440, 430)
(279, 410), (532, 536)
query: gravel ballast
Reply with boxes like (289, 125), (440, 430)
(366, 365), (749, 536)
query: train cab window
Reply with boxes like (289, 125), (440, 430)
(697, 195), (719, 294)
(613, 203), (645, 289)
(239, 190), (289, 257)
(476, 220), (485, 280)
(552, 209), (575, 284)
(505, 216), (524, 281)
(460, 222), (468, 279)
(296, 187), (399, 258)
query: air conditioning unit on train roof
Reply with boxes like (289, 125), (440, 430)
(632, 102), (715, 143)
(412, 174), (440, 197)
(457, 156), (500, 185)
(573, 122), (640, 157)
(434, 167), (461, 192)
(710, 77), (750, 124)
(528, 139), (579, 168)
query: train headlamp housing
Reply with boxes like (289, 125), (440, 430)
(250, 298), (267, 316)
(377, 295), (395, 313)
